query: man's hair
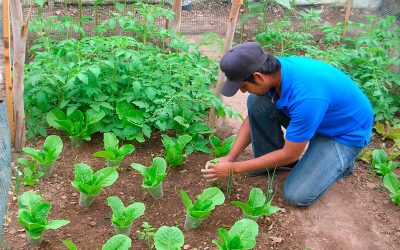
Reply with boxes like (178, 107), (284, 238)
(243, 53), (281, 83)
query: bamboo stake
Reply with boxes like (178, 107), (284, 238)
(172, 0), (182, 31)
(2, 0), (14, 145)
(208, 0), (243, 128)
(10, 1), (34, 151)
(342, 0), (353, 38)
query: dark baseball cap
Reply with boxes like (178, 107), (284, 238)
(220, 42), (267, 97)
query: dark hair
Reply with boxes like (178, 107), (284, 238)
(243, 53), (281, 83)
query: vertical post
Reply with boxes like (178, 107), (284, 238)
(342, 0), (353, 38)
(10, 1), (34, 151)
(208, 0), (243, 128)
(172, 0), (182, 31)
(2, 0), (14, 146)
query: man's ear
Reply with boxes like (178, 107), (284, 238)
(253, 72), (264, 82)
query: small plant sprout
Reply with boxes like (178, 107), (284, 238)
(21, 135), (63, 177)
(212, 218), (259, 250)
(47, 108), (105, 148)
(136, 221), (156, 250)
(161, 134), (192, 167)
(372, 149), (399, 176)
(209, 135), (236, 158)
(181, 187), (225, 229)
(17, 158), (43, 186)
(107, 196), (145, 235)
(154, 226), (184, 250)
(71, 163), (119, 207)
(231, 188), (280, 222)
(18, 191), (70, 247)
(63, 240), (78, 250)
(93, 132), (135, 168)
(131, 157), (167, 199)
(102, 234), (132, 250)
(383, 173), (400, 205)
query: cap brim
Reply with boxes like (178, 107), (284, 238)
(220, 79), (242, 97)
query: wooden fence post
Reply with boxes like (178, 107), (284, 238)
(342, 0), (353, 38)
(172, 0), (182, 31)
(208, 0), (243, 129)
(2, 0), (14, 146)
(9, 0), (34, 151)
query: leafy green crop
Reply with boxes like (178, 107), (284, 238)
(209, 135), (236, 158)
(102, 234), (132, 250)
(71, 163), (119, 196)
(47, 108), (105, 147)
(212, 218), (259, 250)
(107, 196), (145, 227)
(372, 149), (399, 176)
(231, 188), (280, 217)
(161, 134), (192, 167)
(22, 135), (63, 169)
(181, 187), (225, 219)
(136, 221), (156, 250)
(383, 173), (400, 205)
(154, 226), (184, 250)
(18, 191), (70, 240)
(93, 132), (135, 164)
(131, 157), (167, 188)
(17, 158), (43, 186)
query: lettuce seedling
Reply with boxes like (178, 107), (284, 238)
(102, 234), (132, 250)
(47, 108), (105, 148)
(231, 188), (280, 220)
(22, 135), (63, 176)
(383, 173), (400, 205)
(71, 163), (119, 207)
(18, 158), (43, 186)
(107, 196), (145, 235)
(212, 218), (259, 250)
(181, 187), (225, 229)
(154, 226), (184, 250)
(18, 191), (70, 246)
(131, 157), (167, 199)
(93, 132), (135, 168)
(209, 135), (236, 158)
(372, 149), (399, 176)
(161, 134), (192, 167)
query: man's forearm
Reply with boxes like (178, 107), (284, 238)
(226, 116), (251, 161)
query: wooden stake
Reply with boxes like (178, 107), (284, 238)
(10, 1), (34, 151)
(172, 0), (182, 31)
(208, 0), (243, 128)
(2, 0), (14, 145)
(342, 0), (353, 38)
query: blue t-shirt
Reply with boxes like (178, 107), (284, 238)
(272, 57), (373, 147)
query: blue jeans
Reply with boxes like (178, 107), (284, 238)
(247, 94), (363, 206)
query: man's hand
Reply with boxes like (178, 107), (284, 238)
(201, 157), (235, 182)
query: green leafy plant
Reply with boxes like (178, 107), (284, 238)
(71, 163), (119, 207)
(181, 187), (225, 229)
(131, 157), (167, 199)
(47, 109), (105, 148)
(107, 196), (145, 235)
(212, 218), (259, 250)
(161, 134), (192, 167)
(21, 135), (63, 176)
(374, 122), (400, 142)
(209, 135), (236, 158)
(372, 149), (399, 176)
(383, 173), (400, 205)
(154, 226), (184, 250)
(17, 158), (43, 186)
(18, 191), (70, 247)
(136, 221), (156, 250)
(231, 188), (280, 221)
(93, 132), (135, 168)
(102, 234), (132, 250)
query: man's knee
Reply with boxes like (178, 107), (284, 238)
(282, 185), (317, 207)
(247, 94), (274, 116)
